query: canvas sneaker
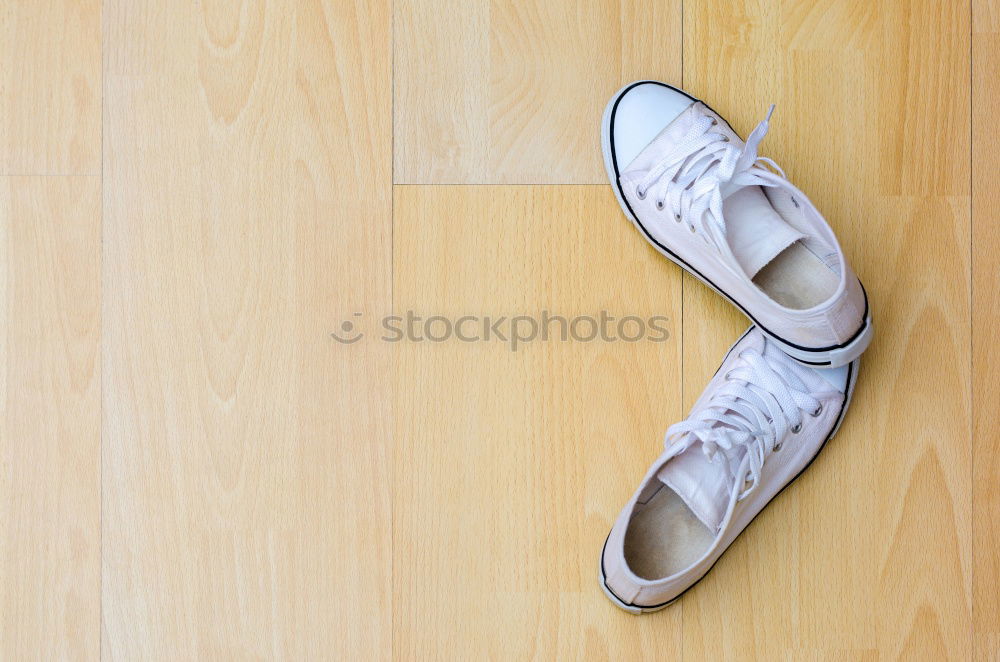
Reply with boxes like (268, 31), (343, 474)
(599, 326), (859, 612)
(601, 81), (872, 367)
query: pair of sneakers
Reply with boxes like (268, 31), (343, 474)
(598, 81), (871, 612)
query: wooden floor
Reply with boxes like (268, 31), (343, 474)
(0, 0), (996, 659)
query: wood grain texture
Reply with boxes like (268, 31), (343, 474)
(0, 1), (101, 175)
(683, 1), (972, 659)
(974, 0), (999, 659)
(0, 0), (991, 657)
(102, 1), (391, 658)
(392, 185), (682, 658)
(0, 177), (101, 659)
(393, 0), (682, 184)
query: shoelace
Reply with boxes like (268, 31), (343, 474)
(635, 105), (785, 254)
(663, 345), (823, 500)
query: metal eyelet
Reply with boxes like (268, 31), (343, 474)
(773, 442), (783, 452)
(636, 187), (646, 200)
(655, 200), (665, 211)
(674, 213), (682, 222)
(811, 404), (823, 417)
(791, 423), (802, 434)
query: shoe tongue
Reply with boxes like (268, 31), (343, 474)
(656, 442), (740, 532)
(723, 186), (805, 278)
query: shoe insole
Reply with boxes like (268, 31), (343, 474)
(754, 241), (840, 309)
(623, 486), (715, 581)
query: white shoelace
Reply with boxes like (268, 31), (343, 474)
(635, 105), (785, 253)
(664, 345), (822, 500)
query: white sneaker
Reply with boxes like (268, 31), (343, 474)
(601, 81), (872, 367)
(599, 327), (859, 612)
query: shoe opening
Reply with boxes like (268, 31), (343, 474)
(623, 483), (715, 580)
(723, 186), (840, 309)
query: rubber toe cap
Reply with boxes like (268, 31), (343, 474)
(609, 82), (697, 170)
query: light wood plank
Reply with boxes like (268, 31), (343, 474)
(102, 2), (392, 658)
(973, 0), (1000, 659)
(682, 1), (971, 659)
(0, 176), (100, 660)
(0, 1), (101, 175)
(392, 185), (682, 659)
(393, 0), (682, 184)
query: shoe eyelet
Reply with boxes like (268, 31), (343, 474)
(655, 200), (665, 211)
(811, 404), (823, 417)
(674, 213), (682, 222)
(773, 443), (783, 452)
(722, 136), (730, 142)
(688, 225), (696, 233)
(791, 196), (800, 208)
(635, 187), (646, 200)
(711, 118), (718, 126)
(791, 423), (801, 434)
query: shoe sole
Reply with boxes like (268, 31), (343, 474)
(600, 80), (873, 368)
(599, 352), (860, 614)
